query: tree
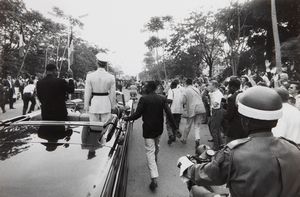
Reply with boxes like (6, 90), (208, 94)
(216, 2), (250, 76)
(0, 0), (69, 77)
(144, 16), (173, 80)
(167, 12), (223, 77)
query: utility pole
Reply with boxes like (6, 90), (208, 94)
(271, 0), (282, 74)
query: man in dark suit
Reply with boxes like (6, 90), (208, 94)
(224, 77), (247, 143)
(124, 81), (178, 191)
(3, 75), (15, 109)
(37, 64), (74, 121)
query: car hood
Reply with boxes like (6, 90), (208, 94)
(0, 125), (117, 197)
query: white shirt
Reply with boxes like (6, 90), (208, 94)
(295, 94), (300, 111)
(84, 68), (116, 114)
(272, 103), (300, 144)
(209, 89), (223, 109)
(167, 88), (184, 114)
(23, 84), (35, 94)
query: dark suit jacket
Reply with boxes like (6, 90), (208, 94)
(126, 92), (177, 138)
(37, 74), (74, 120)
(3, 79), (14, 95)
(224, 91), (247, 139)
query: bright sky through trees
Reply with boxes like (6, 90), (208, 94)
(24, 0), (236, 75)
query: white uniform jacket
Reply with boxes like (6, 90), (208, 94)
(84, 68), (116, 114)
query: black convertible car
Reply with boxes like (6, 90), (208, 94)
(0, 91), (133, 197)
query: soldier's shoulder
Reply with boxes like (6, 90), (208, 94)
(107, 72), (115, 78)
(278, 137), (300, 150)
(226, 137), (251, 150)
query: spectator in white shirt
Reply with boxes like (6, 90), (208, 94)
(22, 80), (36, 115)
(272, 88), (300, 144)
(208, 80), (224, 150)
(288, 83), (300, 110)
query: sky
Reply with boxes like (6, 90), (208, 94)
(24, 0), (234, 76)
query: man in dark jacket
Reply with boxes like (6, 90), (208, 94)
(124, 81), (178, 191)
(37, 64), (74, 121)
(3, 75), (15, 109)
(224, 77), (247, 143)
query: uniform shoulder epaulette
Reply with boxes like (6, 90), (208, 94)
(279, 137), (300, 150)
(226, 137), (251, 150)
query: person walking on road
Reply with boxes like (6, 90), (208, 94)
(22, 80), (36, 115)
(3, 75), (15, 109)
(207, 80), (224, 150)
(37, 64), (75, 121)
(0, 78), (6, 113)
(124, 81), (178, 192)
(166, 80), (183, 145)
(84, 56), (116, 125)
(181, 78), (205, 148)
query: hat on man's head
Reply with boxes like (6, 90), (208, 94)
(97, 60), (107, 67)
(46, 64), (57, 71)
(96, 53), (109, 67)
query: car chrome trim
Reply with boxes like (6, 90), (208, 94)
(11, 121), (107, 127)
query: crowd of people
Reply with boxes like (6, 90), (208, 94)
(0, 74), (91, 116)
(125, 70), (300, 193)
(1, 60), (300, 196)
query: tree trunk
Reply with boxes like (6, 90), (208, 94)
(154, 48), (161, 80)
(271, 0), (282, 74)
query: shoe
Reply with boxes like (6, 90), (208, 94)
(2, 110), (5, 113)
(195, 139), (200, 148)
(10, 107), (15, 109)
(168, 136), (175, 145)
(176, 131), (182, 138)
(171, 135), (176, 142)
(149, 181), (158, 191)
(180, 139), (186, 144)
(208, 139), (213, 142)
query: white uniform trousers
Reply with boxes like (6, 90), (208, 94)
(144, 135), (161, 178)
(89, 112), (111, 123)
(89, 113), (111, 131)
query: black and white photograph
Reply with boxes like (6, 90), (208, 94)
(0, 0), (300, 196)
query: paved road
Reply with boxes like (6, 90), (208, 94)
(126, 95), (213, 197)
(0, 99), (25, 120)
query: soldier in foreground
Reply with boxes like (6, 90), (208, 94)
(178, 86), (300, 197)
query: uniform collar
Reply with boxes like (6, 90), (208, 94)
(249, 132), (273, 138)
(97, 67), (106, 72)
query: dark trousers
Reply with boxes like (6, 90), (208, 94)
(22, 93), (36, 115)
(166, 113), (181, 137)
(8, 89), (14, 108)
(0, 103), (5, 112)
(208, 108), (223, 150)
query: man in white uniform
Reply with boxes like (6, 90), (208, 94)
(84, 56), (116, 124)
